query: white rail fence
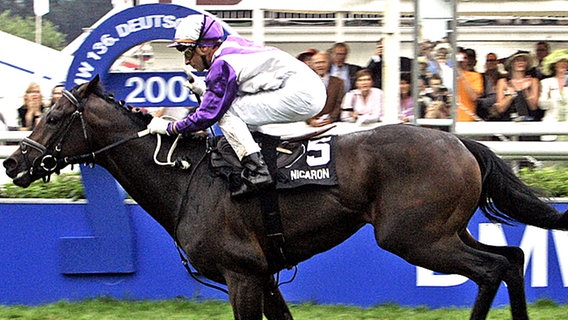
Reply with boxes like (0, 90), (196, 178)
(454, 122), (568, 161)
(1, 122), (567, 160)
(0, 131), (29, 159)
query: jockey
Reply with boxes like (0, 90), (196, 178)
(147, 14), (326, 197)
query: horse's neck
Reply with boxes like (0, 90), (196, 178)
(96, 131), (208, 235)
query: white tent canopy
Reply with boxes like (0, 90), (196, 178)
(0, 31), (72, 127)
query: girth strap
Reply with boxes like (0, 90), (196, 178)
(257, 133), (292, 270)
(259, 188), (291, 269)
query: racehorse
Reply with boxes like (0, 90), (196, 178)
(4, 76), (568, 320)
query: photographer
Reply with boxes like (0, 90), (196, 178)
(422, 74), (450, 119)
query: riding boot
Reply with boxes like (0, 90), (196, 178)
(231, 152), (274, 198)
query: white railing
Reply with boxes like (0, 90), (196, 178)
(414, 120), (568, 161)
(1, 122), (567, 160)
(0, 131), (29, 159)
(454, 122), (568, 137)
(454, 122), (568, 160)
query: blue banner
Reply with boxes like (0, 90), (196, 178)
(0, 202), (567, 307)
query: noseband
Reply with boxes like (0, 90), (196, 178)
(19, 89), (148, 182)
(19, 90), (93, 181)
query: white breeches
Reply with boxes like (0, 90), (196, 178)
(218, 71), (326, 159)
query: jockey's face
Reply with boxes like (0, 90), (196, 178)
(186, 46), (215, 72)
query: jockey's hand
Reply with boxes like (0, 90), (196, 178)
(148, 117), (171, 135)
(184, 72), (206, 96)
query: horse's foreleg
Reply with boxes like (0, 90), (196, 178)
(263, 276), (293, 320)
(459, 230), (528, 320)
(225, 271), (265, 320)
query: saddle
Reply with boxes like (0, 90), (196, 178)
(208, 127), (338, 192)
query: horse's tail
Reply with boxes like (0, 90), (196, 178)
(459, 136), (568, 231)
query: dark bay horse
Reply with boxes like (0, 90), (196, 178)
(4, 76), (568, 320)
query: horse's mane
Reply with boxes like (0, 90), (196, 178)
(77, 78), (208, 143)
(83, 82), (153, 127)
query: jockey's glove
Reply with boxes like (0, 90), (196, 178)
(148, 117), (171, 135)
(184, 72), (206, 96)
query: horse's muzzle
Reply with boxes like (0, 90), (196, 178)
(3, 156), (32, 187)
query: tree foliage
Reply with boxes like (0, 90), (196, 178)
(0, 10), (66, 50)
(0, 0), (112, 47)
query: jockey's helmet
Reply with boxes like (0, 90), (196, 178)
(169, 14), (225, 50)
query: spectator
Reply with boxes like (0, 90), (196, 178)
(18, 82), (46, 131)
(340, 69), (383, 124)
(417, 56), (433, 85)
(330, 42), (362, 93)
(431, 44), (454, 92)
(423, 74), (450, 119)
(48, 84), (65, 109)
(482, 53), (501, 92)
(538, 48), (568, 140)
(306, 51), (345, 127)
(399, 73), (414, 122)
(476, 52), (503, 120)
(534, 41), (550, 80)
(495, 50), (540, 121)
(367, 38), (413, 89)
(416, 77), (433, 117)
(456, 49), (483, 122)
(418, 40), (436, 64)
(464, 48), (478, 72)
(296, 48), (317, 66)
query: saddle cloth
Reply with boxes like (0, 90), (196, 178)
(209, 132), (338, 190)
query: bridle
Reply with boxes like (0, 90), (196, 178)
(18, 89), (148, 182)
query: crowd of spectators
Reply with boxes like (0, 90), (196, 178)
(294, 40), (567, 141)
(417, 40), (567, 133)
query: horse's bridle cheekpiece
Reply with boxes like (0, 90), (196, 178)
(19, 89), (148, 182)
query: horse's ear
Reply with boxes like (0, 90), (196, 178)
(86, 75), (101, 92)
(76, 75), (101, 99)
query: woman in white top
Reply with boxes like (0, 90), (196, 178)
(340, 69), (383, 124)
(539, 49), (568, 122)
(538, 49), (568, 141)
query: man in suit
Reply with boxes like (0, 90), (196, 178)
(329, 42), (362, 93)
(306, 51), (346, 127)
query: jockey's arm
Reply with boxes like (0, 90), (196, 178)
(169, 62), (239, 135)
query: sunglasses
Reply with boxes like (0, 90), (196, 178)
(176, 45), (196, 59)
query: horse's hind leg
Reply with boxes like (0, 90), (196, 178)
(376, 230), (511, 320)
(459, 229), (528, 320)
(263, 276), (293, 320)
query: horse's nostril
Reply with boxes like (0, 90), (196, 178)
(3, 158), (16, 170)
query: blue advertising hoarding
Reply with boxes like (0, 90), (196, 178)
(0, 202), (567, 307)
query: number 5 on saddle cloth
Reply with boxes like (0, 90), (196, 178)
(209, 132), (338, 193)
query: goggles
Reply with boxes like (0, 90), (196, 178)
(176, 45), (196, 59)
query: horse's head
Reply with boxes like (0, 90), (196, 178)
(3, 75), (149, 187)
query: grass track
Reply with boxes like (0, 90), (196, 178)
(0, 298), (566, 319)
